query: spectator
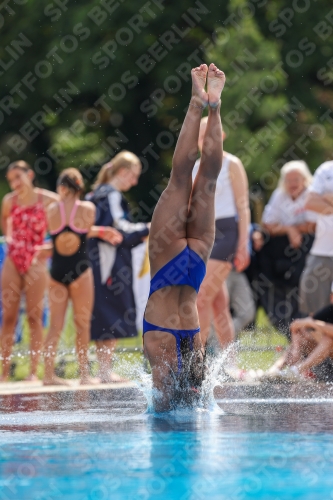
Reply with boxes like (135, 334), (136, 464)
(233, 223), (267, 334)
(257, 160), (316, 336)
(41, 168), (122, 385)
(265, 304), (333, 382)
(300, 160), (333, 314)
(207, 269), (256, 354)
(86, 151), (149, 383)
(227, 270), (256, 335)
(243, 223), (267, 314)
(0, 161), (58, 381)
(209, 270), (255, 340)
(195, 118), (250, 349)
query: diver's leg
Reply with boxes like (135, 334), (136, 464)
(0, 258), (23, 380)
(187, 64), (226, 346)
(187, 63), (225, 261)
(149, 64), (209, 275)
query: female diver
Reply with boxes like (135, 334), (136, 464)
(143, 63), (225, 411)
(41, 168), (122, 385)
(1, 161), (58, 381)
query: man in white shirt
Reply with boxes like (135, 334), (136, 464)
(301, 161), (333, 314)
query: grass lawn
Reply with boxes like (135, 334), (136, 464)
(8, 307), (289, 381)
(237, 308), (289, 371)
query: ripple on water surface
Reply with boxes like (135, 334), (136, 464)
(0, 383), (333, 499)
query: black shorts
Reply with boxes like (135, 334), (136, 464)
(312, 357), (333, 382)
(310, 305), (333, 381)
(210, 217), (238, 262)
(313, 304), (333, 323)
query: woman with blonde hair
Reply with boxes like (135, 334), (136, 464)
(41, 168), (122, 385)
(263, 160), (314, 245)
(258, 160), (317, 336)
(1, 160), (58, 381)
(86, 151), (149, 383)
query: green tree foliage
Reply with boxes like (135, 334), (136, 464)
(0, 0), (332, 214)
(207, 0), (288, 187)
(253, 0), (333, 174)
(0, 0), (229, 214)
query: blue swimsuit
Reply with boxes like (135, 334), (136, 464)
(143, 246), (206, 371)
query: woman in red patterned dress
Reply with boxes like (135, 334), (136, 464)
(0, 161), (58, 381)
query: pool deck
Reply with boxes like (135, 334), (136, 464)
(0, 379), (330, 397)
(0, 380), (136, 395)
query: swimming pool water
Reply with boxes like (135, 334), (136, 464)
(1, 386), (333, 500)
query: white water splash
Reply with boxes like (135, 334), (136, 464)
(130, 343), (238, 415)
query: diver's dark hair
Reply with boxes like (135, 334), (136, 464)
(7, 160), (37, 186)
(7, 160), (32, 173)
(57, 168), (84, 193)
(171, 340), (206, 409)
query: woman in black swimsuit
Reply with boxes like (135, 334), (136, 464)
(39, 168), (122, 385)
(143, 63), (225, 411)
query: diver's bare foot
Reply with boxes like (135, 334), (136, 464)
(0, 376), (9, 383)
(207, 63), (225, 108)
(191, 64), (208, 108)
(80, 376), (101, 386)
(43, 376), (73, 386)
(100, 372), (129, 384)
